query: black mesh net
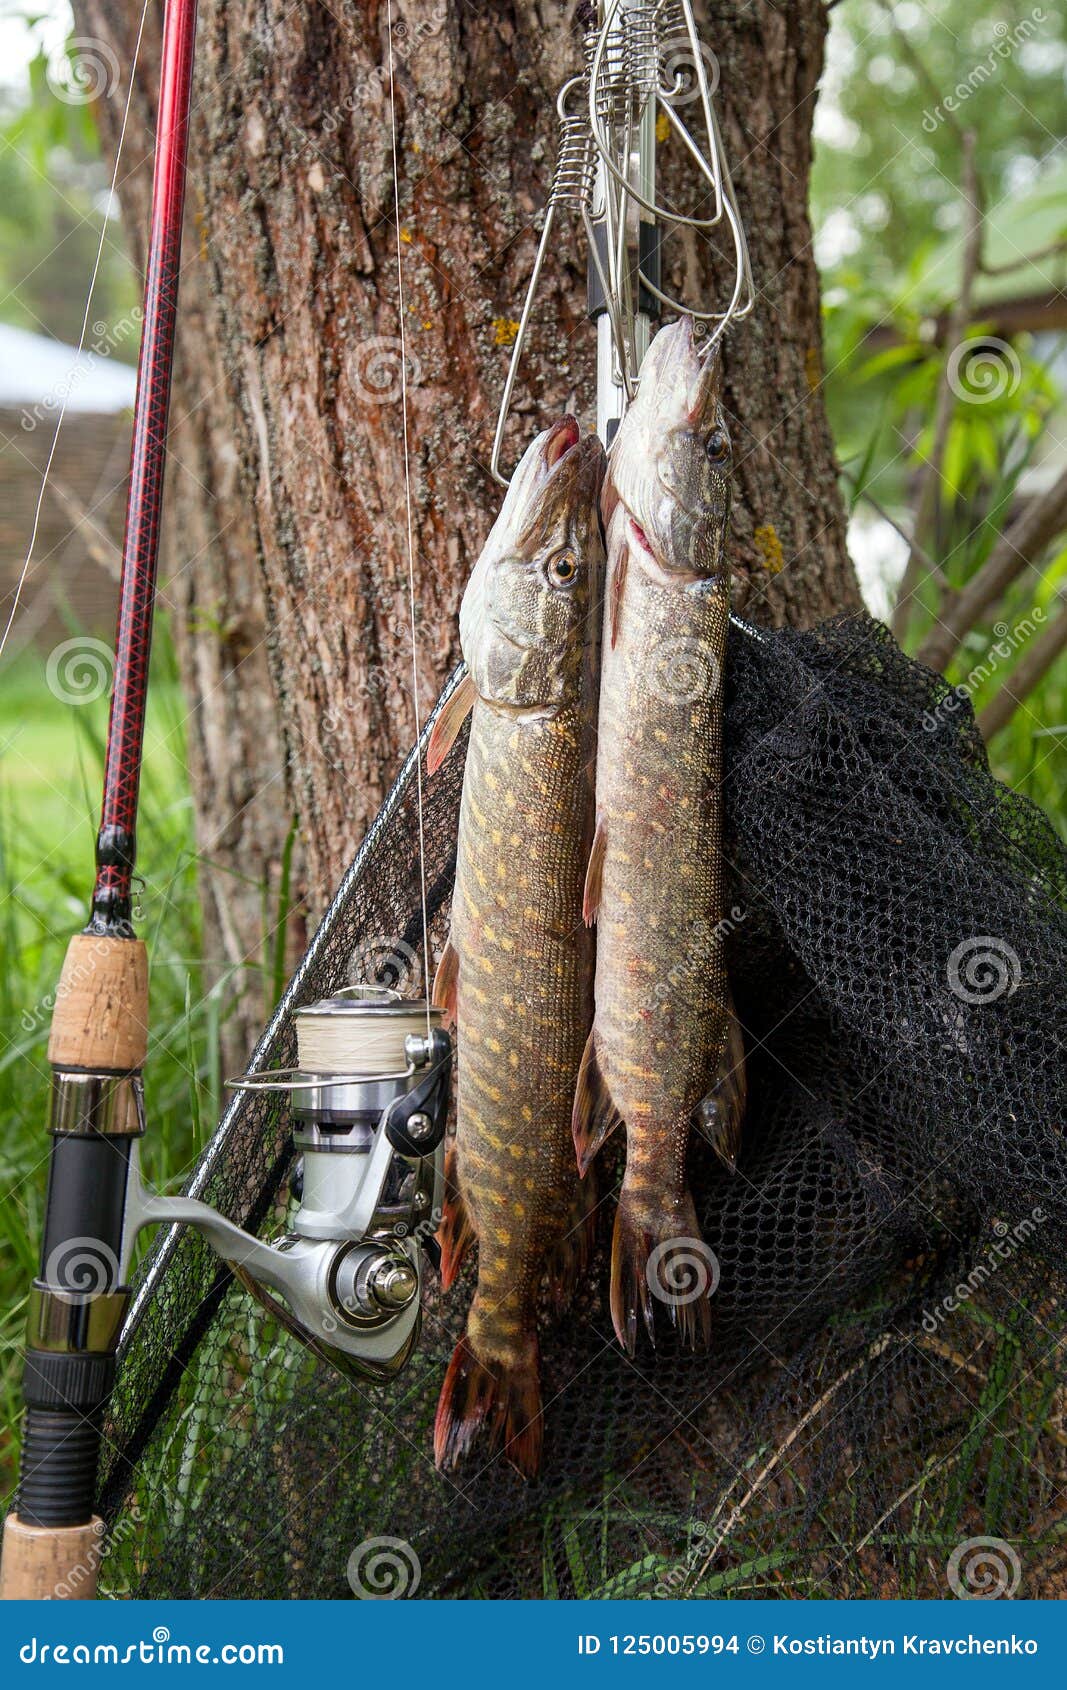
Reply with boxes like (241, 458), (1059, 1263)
(96, 614), (1067, 1600)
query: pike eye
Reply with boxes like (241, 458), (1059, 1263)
(705, 427), (729, 464)
(548, 548), (578, 587)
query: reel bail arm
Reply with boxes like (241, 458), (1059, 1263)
(124, 1006), (451, 1385)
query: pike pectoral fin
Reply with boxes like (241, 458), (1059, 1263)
(571, 1030), (621, 1176)
(426, 671), (477, 774)
(609, 542), (628, 649)
(434, 1333), (542, 1481)
(431, 938), (460, 1027)
(437, 1139), (475, 1290)
(582, 816), (607, 927)
(695, 998), (747, 1173)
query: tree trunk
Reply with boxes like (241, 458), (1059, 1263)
(76, 0), (859, 1048)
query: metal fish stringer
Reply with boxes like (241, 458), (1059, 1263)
(492, 0), (755, 476)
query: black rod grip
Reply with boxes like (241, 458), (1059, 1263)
(16, 1409), (101, 1529)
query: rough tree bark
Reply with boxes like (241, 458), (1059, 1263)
(76, 0), (859, 1056)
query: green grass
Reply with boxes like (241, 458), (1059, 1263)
(0, 625), (225, 1500)
(1, 603), (1063, 1585)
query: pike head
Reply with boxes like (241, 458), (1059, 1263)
(604, 317), (732, 583)
(461, 419), (606, 714)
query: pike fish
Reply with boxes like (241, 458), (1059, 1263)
(428, 417), (606, 1479)
(575, 317), (745, 1354)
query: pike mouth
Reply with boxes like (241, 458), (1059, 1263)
(544, 415), (580, 469)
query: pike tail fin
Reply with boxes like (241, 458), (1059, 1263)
(610, 1183), (713, 1356)
(572, 1030), (621, 1176)
(433, 1334), (542, 1481)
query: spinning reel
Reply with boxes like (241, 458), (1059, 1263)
(124, 991), (451, 1383)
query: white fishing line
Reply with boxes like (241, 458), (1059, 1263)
(296, 1000), (443, 1077)
(385, 0), (432, 1035)
(0, 0), (154, 663)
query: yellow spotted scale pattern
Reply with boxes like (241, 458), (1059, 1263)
(448, 695), (595, 1380)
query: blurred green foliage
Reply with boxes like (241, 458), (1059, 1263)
(0, 7), (137, 342)
(813, 1), (1067, 818)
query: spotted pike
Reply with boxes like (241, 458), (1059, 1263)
(574, 318), (745, 1354)
(428, 418), (606, 1479)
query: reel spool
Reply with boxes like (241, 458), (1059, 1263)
(122, 989), (452, 1383)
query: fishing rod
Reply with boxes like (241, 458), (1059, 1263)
(0, 0), (200, 1601)
(1, 0), (747, 1603)
(1, 0), (452, 1603)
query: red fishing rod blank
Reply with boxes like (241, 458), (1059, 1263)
(93, 0), (199, 935)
